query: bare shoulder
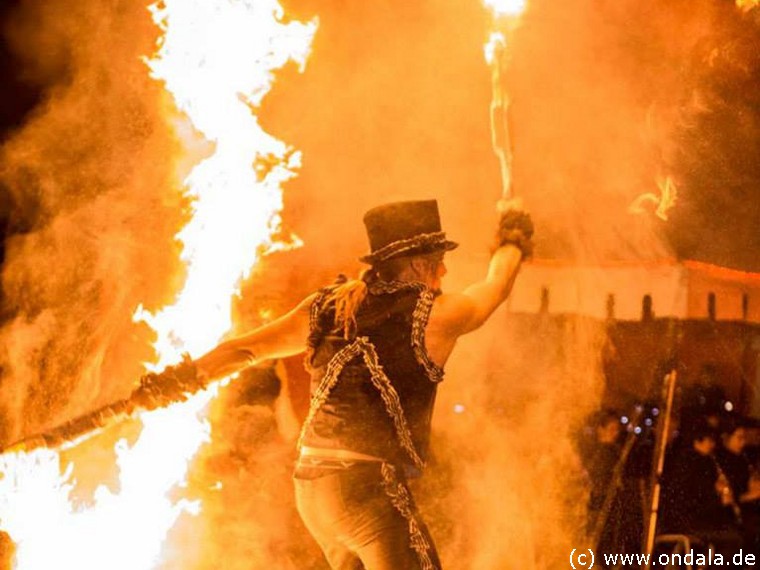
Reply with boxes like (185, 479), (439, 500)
(428, 292), (479, 336)
(422, 293), (477, 367)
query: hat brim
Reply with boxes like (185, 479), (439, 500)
(360, 238), (458, 264)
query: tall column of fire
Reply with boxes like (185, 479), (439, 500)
(0, 2), (316, 569)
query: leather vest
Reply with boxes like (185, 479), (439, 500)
(299, 280), (444, 471)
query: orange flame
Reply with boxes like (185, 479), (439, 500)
(736, 0), (760, 11)
(482, 0), (526, 201)
(137, 0), (317, 367)
(0, 399), (212, 569)
(484, 0), (527, 18)
(0, 1), (316, 568)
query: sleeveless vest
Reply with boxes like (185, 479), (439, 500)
(298, 280), (444, 471)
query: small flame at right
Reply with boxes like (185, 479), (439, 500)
(736, 0), (760, 12)
(629, 176), (678, 222)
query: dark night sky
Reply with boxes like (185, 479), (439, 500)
(0, 0), (40, 241)
(0, 1), (39, 136)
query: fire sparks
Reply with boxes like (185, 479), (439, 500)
(629, 176), (678, 221)
(0, 1), (316, 569)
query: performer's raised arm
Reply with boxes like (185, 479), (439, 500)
(425, 205), (533, 364)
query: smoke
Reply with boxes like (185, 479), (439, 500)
(260, 0), (751, 567)
(0, 0), (185, 443)
(155, 380), (325, 570)
(0, 0), (756, 568)
(381, 307), (599, 568)
(273, 0), (760, 270)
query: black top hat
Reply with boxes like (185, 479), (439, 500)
(360, 200), (458, 264)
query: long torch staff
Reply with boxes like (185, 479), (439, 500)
(642, 370), (678, 568)
(0, 357), (204, 454)
(1, 399), (135, 454)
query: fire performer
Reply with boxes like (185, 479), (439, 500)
(133, 198), (533, 569)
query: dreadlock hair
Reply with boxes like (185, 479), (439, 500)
(329, 256), (414, 339)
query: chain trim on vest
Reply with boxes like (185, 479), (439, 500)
(411, 289), (444, 383)
(380, 463), (439, 570)
(367, 280), (444, 384)
(297, 339), (363, 453)
(297, 336), (424, 470)
(368, 279), (423, 295)
(358, 338), (424, 469)
(309, 287), (333, 331)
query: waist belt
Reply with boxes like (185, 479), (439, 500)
(300, 445), (384, 463)
(294, 448), (385, 480)
(296, 455), (359, 470)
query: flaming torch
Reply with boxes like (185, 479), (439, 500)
(483, 0), (527, 208)
(0, 1), (316, 569)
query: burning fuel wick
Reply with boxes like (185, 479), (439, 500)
(486, 32), (515, 204)
(483, 0), (527, 209)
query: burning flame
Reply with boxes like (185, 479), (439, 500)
(484, 0), (527, 18)
(482, 0), (526, 201)
(0, 1), (316, 569)
(736, 0), (760, 12)
(0, 402), (210, 570)
(484, 31), (507, 66)
(629, 176), (678, 221)
(137, 0), (317, 367)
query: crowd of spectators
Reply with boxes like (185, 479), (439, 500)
(581, 404), (760, 567)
